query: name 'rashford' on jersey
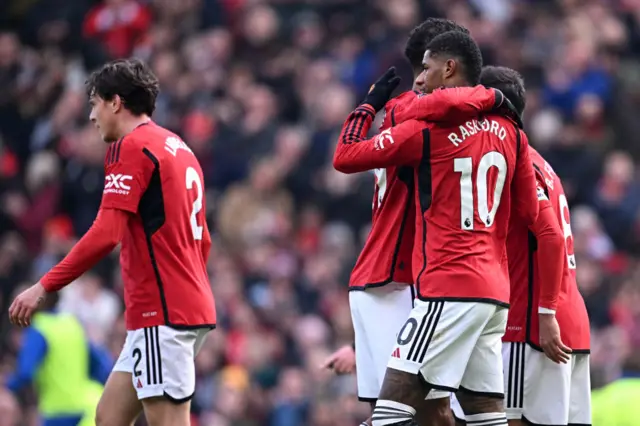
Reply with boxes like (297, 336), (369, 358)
(333, 86), (536, 304)
(411, 116), (538, 305)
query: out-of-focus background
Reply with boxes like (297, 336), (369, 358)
(0, 0), (639, 425)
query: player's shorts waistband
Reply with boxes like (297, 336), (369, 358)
(349, 281), (413, 292)
(416, 295), (510, 308)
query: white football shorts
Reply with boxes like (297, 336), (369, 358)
(350, 284), (452, 402)
(388, 300), (508, 397)
(113, 325), (211, 401)
(503, 342), (592, 425)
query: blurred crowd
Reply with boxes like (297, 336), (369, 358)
(0, 0), (639, 425)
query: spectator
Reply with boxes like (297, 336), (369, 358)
(83, 0), (151, 59)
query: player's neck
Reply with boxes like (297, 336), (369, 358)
(116, 114), (151, 139)
(444, 78), (471, 89)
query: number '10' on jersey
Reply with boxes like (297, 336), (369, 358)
(412, 115), (539, 305)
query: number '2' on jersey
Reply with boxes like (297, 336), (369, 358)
(101, 121), (216, 330)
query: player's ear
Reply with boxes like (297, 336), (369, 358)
(111, 95), (124, 113)
(444, 59), (456, 80)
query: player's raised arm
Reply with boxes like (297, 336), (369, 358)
(333, 67), (423, 173)
(398, 86), (504, 123)
(511, 130), (539, 225)
(333, 108), (426, 173)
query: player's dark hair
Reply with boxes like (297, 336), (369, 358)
(86, 59), (159, 117)
(480, 66), (526, 116)
(425, 31), (483, 86)
(404, 19), (470, 72)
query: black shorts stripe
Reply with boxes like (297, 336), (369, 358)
(149, 327), (157, 384)
(144, 328), (152, 385)
(506, 342), (525, 409)
(417, 301), (444, 363)
(406, 302), (433, 360)
(518, 343), (525, 407)
(412, 302), (440, 362)
(154, 326), (163, 384)
(406, 301), (444, 363)
(514, 342), (522, 408)
(143, 326), (163, 385)
(507, 341), (514, 407)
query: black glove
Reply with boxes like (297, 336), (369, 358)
(492, 89), (524, 129)
(363, 67), (401, 112)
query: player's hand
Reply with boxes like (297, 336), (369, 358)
(492, 91), (524, 129)
(321, 344), (356, 375)
(364, 67), (402, 112)
(8, 282), (47, 327)
(539, 313), (571, 364)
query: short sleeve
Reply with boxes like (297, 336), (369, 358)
(101, 137), (154, 213)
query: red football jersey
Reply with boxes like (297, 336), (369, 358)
(333, 87), (533, 304)
(347, 91), (418, 288)
(101, 121), (216, 330)
(413, 117), (538, 304)
(504, 148), (590, 351)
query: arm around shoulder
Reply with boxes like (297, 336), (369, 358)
(334, 119), (426, 173)
(405, 86), (501, 123)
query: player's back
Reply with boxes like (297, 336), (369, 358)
(415, 114), (537, 305)
(114, 122), (215, 330)
(349, 91), (418, 288)
(505, 147), (590, 350)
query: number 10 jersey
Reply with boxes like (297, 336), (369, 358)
(412, 116), (539, 305)
(101, 121), (216, 331)
(332, 87), (529, 304)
